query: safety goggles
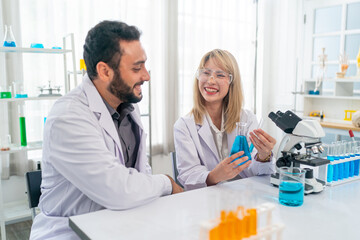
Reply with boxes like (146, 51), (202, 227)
(196, 68), (233, 86)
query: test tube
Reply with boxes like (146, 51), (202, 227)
(342, 141), (350, 179)
(354, 143), (360, 176)
(348, 142), (355, 177)
(326, 144), (334, 183)
(249, 118), (263, 153)
(333, 142), (340, 181)
(19, 104), (27, 147)
(337, 141), (345, 180)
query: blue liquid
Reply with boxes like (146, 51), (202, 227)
(349, 159), (355, 177)
(15, 94), (28, 98)
(279, 181), (304, 207)
(327, 155), (334, 183)
(249, 143), (254, 153)
(30, 43), (44, 48)
(3, 41), (16, 47)
(344, 160), (350, 179)
(338, 156), (344, 180)
(230, 135), (251, 166)
(355, 155), (360, 176)
(333, 156), (339, 181)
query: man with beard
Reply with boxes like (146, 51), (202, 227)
(30, 21), (183, 240)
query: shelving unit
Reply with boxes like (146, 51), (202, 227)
(304, 78), (360, 97)
(299, 1), (360, 137)
(302, 77), (360, 120)
(0, 34), (76, 240)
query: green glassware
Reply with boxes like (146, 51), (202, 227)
(0, 91), (11, 98)
(19, 116), (27, 146)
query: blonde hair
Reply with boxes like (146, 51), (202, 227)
(191, 49), (244, 133)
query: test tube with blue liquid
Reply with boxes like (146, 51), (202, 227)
(326, 144), (334, 183)
(332, 142), (339, 181)
(349, 130), (360, 176)
(336, 142), (344, 180)
(342, 141), (350, 179)
(348, 142), (355, 177)
(230, 122), (251, 165)
(354, 144), (360, 176)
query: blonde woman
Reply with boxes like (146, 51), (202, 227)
(174, 49), (276, 190)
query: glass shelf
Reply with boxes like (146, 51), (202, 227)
(304, 78), (360, 82)
(303, 94), (360, 100)
(0, 96), (61, 102)
(0, 141), (42, 155)
(0, 47), (72, 54)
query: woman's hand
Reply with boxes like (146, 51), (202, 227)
(249, 129), (276, 161)
(206, 151), (251, 186)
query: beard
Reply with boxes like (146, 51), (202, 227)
(108, 69), (143, 103)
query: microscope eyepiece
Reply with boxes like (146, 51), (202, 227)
(268, 110), (302, 134)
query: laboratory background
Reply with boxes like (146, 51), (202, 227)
(1, 0), (360, 239)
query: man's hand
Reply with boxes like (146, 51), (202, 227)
(166, 175), (184, 194)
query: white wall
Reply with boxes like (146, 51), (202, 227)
(257, 0), (303, 153)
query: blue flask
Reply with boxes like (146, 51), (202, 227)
(3, 25), (16, 47)
(230, 122), (251, 166)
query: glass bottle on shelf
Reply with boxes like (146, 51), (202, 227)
(229, 122), (251, 166)
(3, 25), (16, 47)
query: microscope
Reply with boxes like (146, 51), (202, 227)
(268, 110), (330, 194)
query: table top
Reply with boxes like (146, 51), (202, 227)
(69, 176), (360, 240)
(320, 121), (360, 131)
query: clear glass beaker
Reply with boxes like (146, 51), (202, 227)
(229, 122), (251, 165)
(13, 82), (28, 98)
(3, 25), (16, 47)
(279, 167), (305, 207)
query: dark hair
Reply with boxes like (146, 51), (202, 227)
(83, 20), (141, 80)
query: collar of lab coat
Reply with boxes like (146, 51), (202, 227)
(196, 115), (237, 161)
(82, 75), (122, 154)
(82, 75), (143, 163)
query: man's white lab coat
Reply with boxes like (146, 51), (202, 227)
(30, 75), (171, 239)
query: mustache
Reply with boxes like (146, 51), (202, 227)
(133, 81), (144, 88)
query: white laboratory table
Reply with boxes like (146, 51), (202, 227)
(69, 176), (360, 240)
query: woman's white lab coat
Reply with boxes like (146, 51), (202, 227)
(174, 109), (275, 190)
(30, 75), (171, 240)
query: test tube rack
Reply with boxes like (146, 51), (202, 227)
(318, 154), (360, 187)
(199, 203), (284, 240)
